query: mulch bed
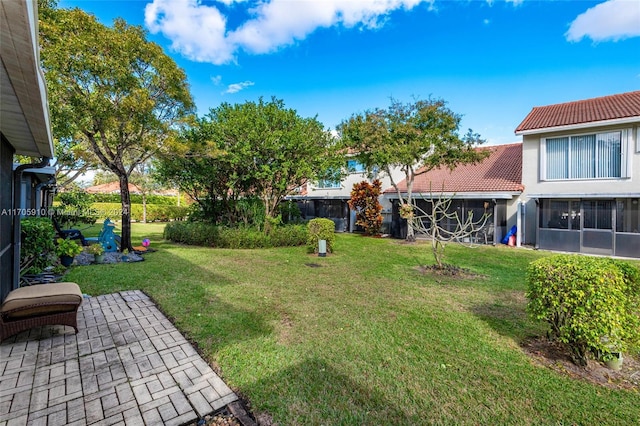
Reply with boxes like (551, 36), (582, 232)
(522, 337), (640, 391)
(416, 263), (484, 279)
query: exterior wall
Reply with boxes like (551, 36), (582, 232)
(521, 123), (639, 199)
(295, 165), (405, 233)
(521, 121), (640, 257)
(304, 166), (404, 200)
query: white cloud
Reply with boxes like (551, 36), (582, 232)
(483, 18), (490, 25)
(566, 0), (640, 42)
(145, 0), (234, 64)
(145, 0), (434, 65)
(211, 75), (223, 85)
(225, 81), (255, 94)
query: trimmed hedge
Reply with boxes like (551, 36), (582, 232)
(90, 203), (189, 222)
(163, 222), (307, 249)
(526, 254), (640, 365)
(21, 217), (56, 274)
(56, 192), (182, 206)
(307, 218), (336, 253)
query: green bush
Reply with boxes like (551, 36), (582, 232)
(268, 225), (308, 247)
(277, 200), (302, 224)
(526, 254), (640, 365)
(60, 192), (182, 206)
(90, 203), (188, 222)
(54, 191), (96, 227)
(307, 218), (335, 254)
(164, 221), (219, 246)
(21, 217), (56, 274)
(164, 222), (307, 249)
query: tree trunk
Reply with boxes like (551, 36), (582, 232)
(119, 175), (133, 252)
(404, 175), (416, 242)
(142, 193), (147, 223)
(406, 220), (416, 242)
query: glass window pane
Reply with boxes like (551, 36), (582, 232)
(597, 132), (621, 178)
(347, 160), (365, 173)
(317, 179), (340, 188)
(570, 135), (595, 179)
(546, 137), (569, 180)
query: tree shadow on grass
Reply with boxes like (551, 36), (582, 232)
(468, 290), (544, 343)
(247, 357), (415, 425)
(69, 243), (274, 355)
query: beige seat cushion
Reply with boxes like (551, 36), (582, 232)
(1, 283), (83, 319)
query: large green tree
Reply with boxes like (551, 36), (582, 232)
(39, 3), (194, 250)
(338, 98), (487, 241)
(157, 98), (342, 226)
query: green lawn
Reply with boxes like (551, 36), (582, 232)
(66, 223), (640, 425)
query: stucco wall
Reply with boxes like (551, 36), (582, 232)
(520, 122), (640, 245)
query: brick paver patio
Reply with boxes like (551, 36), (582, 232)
(0, 290), (238, 425)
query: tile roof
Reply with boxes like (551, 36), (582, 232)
(85, 182), (143, 194)
(515, 91), (640, 133)
(386, 143), (524, 194)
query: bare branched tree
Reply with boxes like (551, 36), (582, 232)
(408, 188), (492, 269)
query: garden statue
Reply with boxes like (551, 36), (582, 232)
(98, 219), (119, 252)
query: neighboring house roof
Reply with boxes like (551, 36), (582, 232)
(386, 143), (524, 195)
(84, 182), (179, 196)
(515, 91), (640, 135)
(85, 182), (143, 194)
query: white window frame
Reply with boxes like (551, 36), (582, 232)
(540, 129), (630, 181)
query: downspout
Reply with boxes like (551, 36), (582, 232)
(12, 157), (50, 290)
(534, 198), (540, 250)
(516, 201), (522, 247)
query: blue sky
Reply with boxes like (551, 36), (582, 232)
(60, 0), (640, 146)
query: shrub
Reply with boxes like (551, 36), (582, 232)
(164, 222), (307, 249)
(278, 200), (302, 224)
(348, 180), (383, 235)
(54, 190), (96, 227)
(268, 225), (307, 247)
(526, 254), (640, 365)
(20, 217), (56, 273)
(90, 203), (188, 222)
(164, 222), (219, 246)
(87, 193), (182, 205)
(307, 218), (335, 254)
(55, 237), (83, 257)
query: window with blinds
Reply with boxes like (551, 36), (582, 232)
(542, 131), (624, 180)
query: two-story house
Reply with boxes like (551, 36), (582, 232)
(516, 91), (640, 258)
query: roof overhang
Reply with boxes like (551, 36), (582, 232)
(384, 191), (522, 200)
(515, 116), (640, 136)
(13, 163), (55, 182)
(0, 0), (53, 158)
(526, 193), (640, 199)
